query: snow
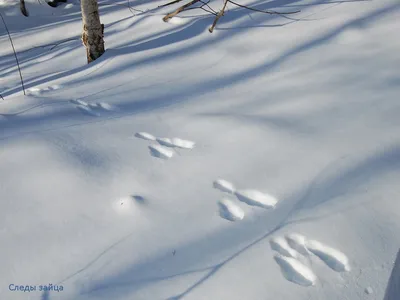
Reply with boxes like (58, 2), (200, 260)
(213, 179), (236, 194)
(234, 189), (278, 209)
(171, 137), (195, 149)
(273, 254), (317, 287)
(285, 233), (311, 257)
(306, 239), (351, 272)
(1, 0), (400, 299)
(155, 137), (175, 148)
(270, 236), (298, 258)
(134, 132), (156, 141)
(218, 198), (244, 222)
(148, 144), (174, 159)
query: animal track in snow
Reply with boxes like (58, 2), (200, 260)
(71, 100), (118, 116)
(156, 137), (196, 149)
(95, 102), (119, 112)
(156, 137), (176, 148)
(112, 195), (147, 215)
(148, 144), (174, 160)
(271, 234), (351, 286)
(218, 198), (244, 222)
(274, 254), (317, 287)
(134, 132), (157, 141)
(305, 239), (351, 272)
(26, 85), (62, 96)
(76, 104), (100, 117)
(26, 87), (43, 96)
(213, 179), (236, 194)
(134, 132), (195, 149)
(234, 189), (277, 209)
(134, 132), (195, 159)
(70, 99), (88, 106)
(285, 233), (311, 257)
(270, 237), (298, 258)
(171, 138), (195, 149)
(112, 196), (136, 214)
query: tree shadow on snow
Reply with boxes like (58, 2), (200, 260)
(58, 145), (400, 299)
(2, 1), (397, 142)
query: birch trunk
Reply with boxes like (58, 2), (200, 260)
(81, 0), (105, 63)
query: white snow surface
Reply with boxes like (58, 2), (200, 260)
(285, 233), (311, 257)
(218, 198), (245, 222)
(213, 179), (236, 194)
(234, 189), (278, 209)
(1, 0), (400, 299)
(148, 144), (174, 159)
(274, 254), (317, 287)
(306, 239), (351, 272)
(270, 236), (298, 258)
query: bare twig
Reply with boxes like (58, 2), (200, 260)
(209, 0), (228, 33)
(0, 12), (26, 96)
(200, 0), (218, 14)
(184, 0), (218, 15)
(158, 0), (185, 8)
(163, 0), (202, 22)
(227, 0), (300, 15)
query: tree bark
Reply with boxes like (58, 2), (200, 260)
(209, 0), (228, 33)
(163, 0), (201, 22)
(384, 249), (400, 300)
(80, 0), (105, 63)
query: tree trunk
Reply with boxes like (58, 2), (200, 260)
(80, 0), (105, 64)
(384, 249), (400, 300)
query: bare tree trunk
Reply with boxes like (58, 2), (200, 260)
(20, 0), (29, 17)
(384, 249), (400, 300)
(80, 0), (105, 64)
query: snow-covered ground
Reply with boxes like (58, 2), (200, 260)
(1, 0), (399, 299)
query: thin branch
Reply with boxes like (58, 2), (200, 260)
(0, 12), (26, 96)
(163, 0), (202, 22)
(227, 0), (300, 15)
(158, 0), (185, 8)
(209, 0), (228, 33)
(184, 0), (218, 15)
(200, 0), (218, 14)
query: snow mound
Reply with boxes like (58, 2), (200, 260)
(274, 254), (317, 287)
(285, 233), (311, 257)
(168, 17), (187, 25)
(218, 198), (244, 222)
(270, 237), (298, 258)
(234, 189), (277, 209)
(171, 138), (195, 149)
(213, 179), (236, 194)
(134, 132), (156, 141)
(148, 144), (174, 160)
(26, 87), (42, 96)
(305, 240), (350, 272)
